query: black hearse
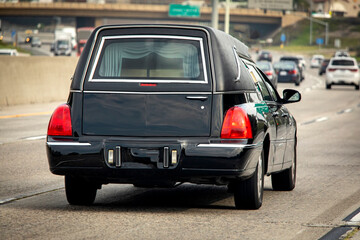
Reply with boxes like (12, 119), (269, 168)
(47, 25), (301, 209)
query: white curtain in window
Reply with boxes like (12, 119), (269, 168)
(98, 41), (200, 78)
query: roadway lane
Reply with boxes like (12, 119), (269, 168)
(0, 63), (359, 239)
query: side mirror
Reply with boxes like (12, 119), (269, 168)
(282, 89), (301, 104)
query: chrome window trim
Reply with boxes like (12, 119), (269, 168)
(47, 142), (91, 146)
(80, 90), (253, 95)
(83, 90), (211, 95)
(88, 35), (208, 84)
(80, 25), (213, 91)
(233, 46), (241, 82)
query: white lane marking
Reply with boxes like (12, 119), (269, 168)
(0, 198), (16, 205)
(0, 187), (64, 205)
(350, 212), (360, 222)
(24, 135), (46, 141)
(338, 108), (353, 115)
(316, 117), (328, 123)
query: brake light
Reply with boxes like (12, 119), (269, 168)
(350, 69), (358, 72)
(265, 71), (273, 76)
(221, 107), (253, 139)
(328, 68), (336, 72)
(47, 104), (72, 136)
(288, 69), (297, 74)
(140, 83), (157, 87)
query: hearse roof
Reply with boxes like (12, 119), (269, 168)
(72, 24), (256, 92)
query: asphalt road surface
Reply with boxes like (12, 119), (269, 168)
(0, 56), (359, 239)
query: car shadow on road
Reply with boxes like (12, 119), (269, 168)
(324, 87), (359, 92)
(93, 184), (234, 211)
(83, 184), (274, 212)
(9, 183), (273, 212)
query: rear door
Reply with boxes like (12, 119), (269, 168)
(247, 64), (287, 170)
(82, 31), (212, 137)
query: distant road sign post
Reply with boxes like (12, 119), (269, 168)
(280, 33), (286, 48)
(316, 38), (324, 49)
(316, 38), (324, 45)
(280, 33), (286, 43)
(169, 4), (200, 18)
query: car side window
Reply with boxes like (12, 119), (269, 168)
(264, 81), (278, 102)
(247, 65), (273, 101)
(257, 68), (279, 102)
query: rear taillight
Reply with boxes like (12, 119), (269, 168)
(350, 69), (358, 72)
(265, 71), (273, 76)
(328, 68), (336, 72)
(221, 107), (253, 139)
(288, 69), (297, 74)
(47, 104), (72, 136)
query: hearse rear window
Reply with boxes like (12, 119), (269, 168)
(89, 35), (207, 83)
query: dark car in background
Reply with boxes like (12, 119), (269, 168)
(257, 50), (272, 62)
(46, 24), (301, 210)
(257, 60), (278, 88)
(280, 56), (304, 80)
(273, 61), (301, 86)
(319, 59), (330, 75)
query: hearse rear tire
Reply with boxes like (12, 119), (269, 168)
(271, 146), (296, 191)
(65, 175), (97, 205)
(233, 150), (264, 210)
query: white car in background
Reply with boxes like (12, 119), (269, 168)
(310, 54), (324, 68)
(334, 51), (350, 57)
(297, 55), (306, 69)
(0, 49), (18, 56)
(326, 57), (360, 90)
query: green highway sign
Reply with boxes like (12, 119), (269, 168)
(169, 4), (200, 18)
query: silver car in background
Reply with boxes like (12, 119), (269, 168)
(257, 61), (278, 88)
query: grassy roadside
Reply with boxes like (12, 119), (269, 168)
(0, 41), (30, 55)
(265, 18), (360, 61)
(266, 45), (341, 59)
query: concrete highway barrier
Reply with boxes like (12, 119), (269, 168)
(0, 56), (78, 107)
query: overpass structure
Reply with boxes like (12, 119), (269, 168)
(0, 2), (305, 29)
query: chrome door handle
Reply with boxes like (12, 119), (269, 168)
(186, 96), (208, 101)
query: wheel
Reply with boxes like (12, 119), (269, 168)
(65, 175), (97, 205)
(355, 85), (359, 90)
(326, 83), (331, 89)
(295, 81), (300, 86)
(271, 143), (297, 191)
(233, 150), (264, 210)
